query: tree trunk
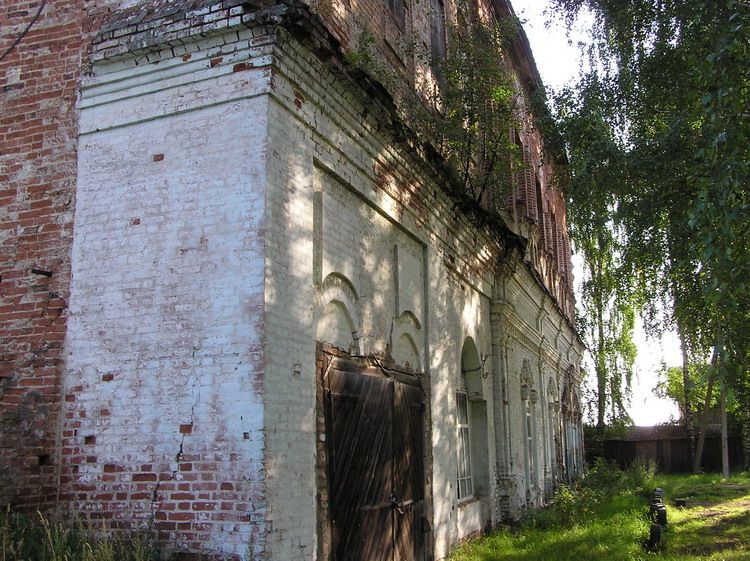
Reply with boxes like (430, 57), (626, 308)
(720, 376), (730, 478)
(595, 278), (607, 430)
(742, 400), (750, 471)
(693, 324), (721, 473)
(693, 371), (716, 474)
(679, 327), (696, 466)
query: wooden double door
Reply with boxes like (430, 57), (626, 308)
(323, 355), (427, 561)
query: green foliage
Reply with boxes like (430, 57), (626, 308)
(549, 0), (750, 430)
(656, 363), (711, 420)
(343, 30), (398, 94)
(342, 30), (376, 70)
(652, 472), (750, 558)
(415, 18), (522, 208)
(527, 459), (655, 530)
(343, 18), (526, 216)
(656, 363), (742, 426)
(554, 73), (640, 427)
(653, 471), (750, 503)
(448, 470), (750, 561)
(587, 457), (655, 496)
(0, 509), (164, 561)
(527, 484), (597, 529)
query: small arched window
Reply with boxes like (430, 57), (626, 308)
(457, 337), (489, 502)
(455, 389), (473, 500)
(521, 360), (538, 492)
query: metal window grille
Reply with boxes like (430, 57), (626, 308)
(456, 392), (473, 499)
(526, 402), (536, 485)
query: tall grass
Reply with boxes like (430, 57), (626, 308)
(448, 463), (750, 561)
(0, 508), (164, 561)
(525, 457), (656, 530)
(449, 459), (657, 561)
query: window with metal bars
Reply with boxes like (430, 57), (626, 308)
(526, 401), (535, 484)
(456, 391), (473, 500)
(430, 0), (447, 80)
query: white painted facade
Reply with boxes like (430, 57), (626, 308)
(65, 7), (584, 560)
(68, 32), (273, 558)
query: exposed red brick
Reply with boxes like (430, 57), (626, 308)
(232, 62), (251, 72)
(133, 473), (157, 482)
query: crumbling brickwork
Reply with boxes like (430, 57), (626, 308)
(0, 0), (121, 509)
(1, 1), (584, 559)
(2, 2), (271, 556)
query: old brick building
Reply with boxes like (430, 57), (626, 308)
(1, 0), (584, 559)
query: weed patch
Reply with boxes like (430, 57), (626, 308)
(448, 469), (750, 561)
(0, 508), (165, 561)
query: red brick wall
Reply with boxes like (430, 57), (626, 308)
(2, 0), (74, 508)
(0, 0), (123, 509)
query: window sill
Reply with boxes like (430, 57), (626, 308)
(457, 496), (481, 509)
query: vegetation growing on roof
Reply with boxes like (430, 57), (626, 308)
(342, 14), (529, 218)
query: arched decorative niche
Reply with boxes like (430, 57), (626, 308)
(535, 300), (549, 334)
(391, 311), (422, 372)
(547, 377), (559, 412)
(315, 273), (361, 355)
(520, 358), (534, 401)
(560, 365), (581, 420)
(394, 333), (420, 372)
(461, 336), (484, 401)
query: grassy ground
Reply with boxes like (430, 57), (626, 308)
(448, 466), (750, 561)
(655, 472), (750, 560)
(0, 508), (164, 561)
(3, 468), (748, 560)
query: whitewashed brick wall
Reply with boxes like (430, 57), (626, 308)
(67, 32), (272, 559)
(64, 17), (583, 561)
(263, 28), (583, 561)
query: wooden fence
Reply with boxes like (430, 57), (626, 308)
(588, 425), (743, 473)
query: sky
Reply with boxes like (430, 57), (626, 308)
(517, 1), (682, 425)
